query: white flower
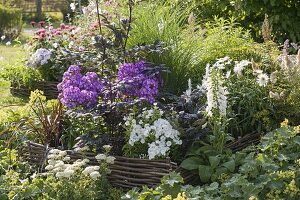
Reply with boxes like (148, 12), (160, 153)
(48, 154), (57, 159)
(225, 70), (231, 79)
(70, 3), (76, 11)
(82, 158), (90, 163)
(63, 156), (71, 161)
(103, 145), (112, 152)
(54, 161), (65, 169)
(90, 171), (101, 180)
(59, 151), (67, 157)
(82, 7), (88, 14)
(166, 141), (172, 147)
(203, 67), (228, 117)
(5, 41), (11, 46)
(56, 172), (64, 179)
(184, 78), (192, 102)
(48, 159), (57, 165)
(27, 48), (51, 67)
(95, 154), (106, 160)
(82, 166), (95, 176)
(45, 165), (54, 171)
(1, 35), (5, 40)
(49, 149), (60, 154)
(63, 169), (74, 178)
(52, 43), (58, 48)
(234, 60), (251, 76)
(213, 56), (231, 69)
(257, 73), (269, 87)
(106, 156), (115, 164)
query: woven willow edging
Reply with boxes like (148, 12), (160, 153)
(10, 81), (59, 99)
(18, 141), (194, 190)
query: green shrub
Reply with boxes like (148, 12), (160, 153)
(187, 0), (300, 43)
(0, 4), (22, 40)
(0, 61), (43, 89)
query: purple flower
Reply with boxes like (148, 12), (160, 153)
(58, 65), (103, 109)
(117, 61), (160, 103)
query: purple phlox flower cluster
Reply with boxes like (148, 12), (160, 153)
(58, 65), (103, 109)
(117, 61), (160, 103)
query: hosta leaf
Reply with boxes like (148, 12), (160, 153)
(222, 160), (235, 172)
(209, 156), (221, 169)
(198, 165), (212, 183)
(180, 157), (203, 170)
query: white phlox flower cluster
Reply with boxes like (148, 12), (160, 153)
(27, 48), (51, 67)
(125, 107), (182, 160)
(45, 149), (102, 181)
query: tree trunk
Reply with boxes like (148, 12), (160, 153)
(36, 0), (42, 20)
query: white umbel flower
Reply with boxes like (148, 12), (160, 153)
(95, 154), (106, 160)
(90, 171), (101, 180)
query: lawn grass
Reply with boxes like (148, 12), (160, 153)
(0, 45), (25, 65)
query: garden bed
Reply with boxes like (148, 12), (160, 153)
(18, 141), (194, 190)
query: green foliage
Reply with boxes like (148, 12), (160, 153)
(234, 0), (300, 43)
(25, 90), (63, 147)
(189, 0), (300, 43)
(0, 4), (22, 40)
(227, 65), (277, 137)
(128, 123), (300, 199)
(180, 144), (241, 183)
(130, 4), (267, 94)
(0, 61), (43, 88)
(0, 147), (123, 200)
(61, 111), (106, 150)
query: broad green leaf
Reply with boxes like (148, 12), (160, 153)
(180, 157), (203, 170)
(208, 156), (221, 169)
(222, 160), (235, 172)
(198, 165), (212, 183)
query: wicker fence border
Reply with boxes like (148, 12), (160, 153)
(18, 141), (194, 190)
(18, 132), (261, 190)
